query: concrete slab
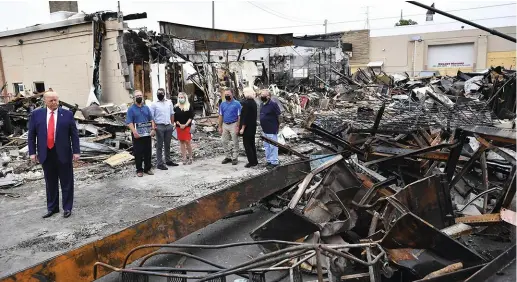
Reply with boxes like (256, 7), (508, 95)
(0, 155), (285, 277)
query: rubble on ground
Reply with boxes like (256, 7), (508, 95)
(82, 65), (516, 281)
(242, 67), (516, 281)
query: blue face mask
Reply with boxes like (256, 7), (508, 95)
(179, 98), (186, 104)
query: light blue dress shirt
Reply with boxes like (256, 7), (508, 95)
(150, 100), (174, 125)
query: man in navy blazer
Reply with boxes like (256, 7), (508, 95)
(28, 91), (80, 219)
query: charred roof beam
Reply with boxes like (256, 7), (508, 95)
(159, 21), (293, 46)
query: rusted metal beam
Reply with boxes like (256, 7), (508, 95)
(455, 213), (502, 225)
(194, 37), (339, 51)
(421, 134), (443, 170)
(449, 144), (488, 192)
(159, 21), (293, 45)
(260, 135), (308, 159)
(419, 129), (433, 145)
(0, 162), (310, 282)
(460, 125), (517, 144)
(371, 148), (465, 162)
(445, 129), (467, 182)
(474, 134), (516, 165)
(364, 143), (456, 167)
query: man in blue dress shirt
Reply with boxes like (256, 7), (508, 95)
(218, 89), (241, 165)
(126, 90), (155, 177)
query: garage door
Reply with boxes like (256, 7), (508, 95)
(427, 43), (475, 75)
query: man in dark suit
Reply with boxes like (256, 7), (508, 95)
(28, 91), (80, 219)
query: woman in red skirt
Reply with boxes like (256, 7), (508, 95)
(174, 92), (195, 165)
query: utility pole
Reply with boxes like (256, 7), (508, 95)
(208, 1), (214, 63)
(117, 1), (121, 22)
(324, 19), (328, 34)
(365, 6), (370, 29)
(212, 1), (215, 28)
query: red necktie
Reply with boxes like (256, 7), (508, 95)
(47, 111), (55, 149)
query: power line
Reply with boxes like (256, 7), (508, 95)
(248, 1), (323, 24)
(246, 1), (321, 24)
(370, 15), (516, 31)
(241, 3), (516, 31)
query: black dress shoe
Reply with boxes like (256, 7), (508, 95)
(266, 163), (279, 169)
(63, 211), (72, 218)
(244, 163), (252, 168)
(166, 161), (179, 166)
(221, 158), (232, 164)
(42, 210), (59, 218)
(157, 164), (168, 170)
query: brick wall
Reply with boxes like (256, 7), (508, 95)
(49, 1), (78, 13)
(341, 30), (370, 65)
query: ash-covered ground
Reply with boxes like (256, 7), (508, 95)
(0, 134), (293, 277)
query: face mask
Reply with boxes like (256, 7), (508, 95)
(224, 95), (231, 101)
(179, 98), (186, 104)
(135, 97), (143, 104)
(157, 93), (165, 101)
(261, 97), (268, 103)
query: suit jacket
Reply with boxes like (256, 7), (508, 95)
(28, 107), (80, 164)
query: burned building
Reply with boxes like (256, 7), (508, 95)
(0, 10), (146, 106)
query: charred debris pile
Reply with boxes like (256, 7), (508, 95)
(251, 67), (517, 281)
(89, 67), (516, 281)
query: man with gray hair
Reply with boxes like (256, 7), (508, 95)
(259, 89), (281, 169)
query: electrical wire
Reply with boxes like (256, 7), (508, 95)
(249, 15), (515, 33)
(457, 187), (503, 212)
(241, 3), (516, 31)
(246, 1), (322, 24)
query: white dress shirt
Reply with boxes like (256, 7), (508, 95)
(46, 108), (58, 139)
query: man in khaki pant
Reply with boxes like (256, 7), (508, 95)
(218, 89), (241, 165)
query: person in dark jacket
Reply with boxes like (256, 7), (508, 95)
(259, 89), (281, 169)
(239, 88), (258, 168)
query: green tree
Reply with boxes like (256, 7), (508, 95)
(395, 19), (418, 26)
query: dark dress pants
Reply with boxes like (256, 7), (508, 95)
(133, 136), (152, 173)
(242, 131), (258, 165)
(42, 148), (74, 212)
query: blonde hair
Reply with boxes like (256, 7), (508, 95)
(243, 88), (256, 99)
(176, 92), (191, 111)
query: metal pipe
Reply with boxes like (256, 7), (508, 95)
(480, 152), (489, 213)
(407, 1), (517, 43)
(123, 240), (303, 267)
(198, 249), (310, 282)
(315, 247), (325, 282)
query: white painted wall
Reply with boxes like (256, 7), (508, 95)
(0, 21), (130, 105)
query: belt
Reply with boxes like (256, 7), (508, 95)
(224, 121), (237, 125)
